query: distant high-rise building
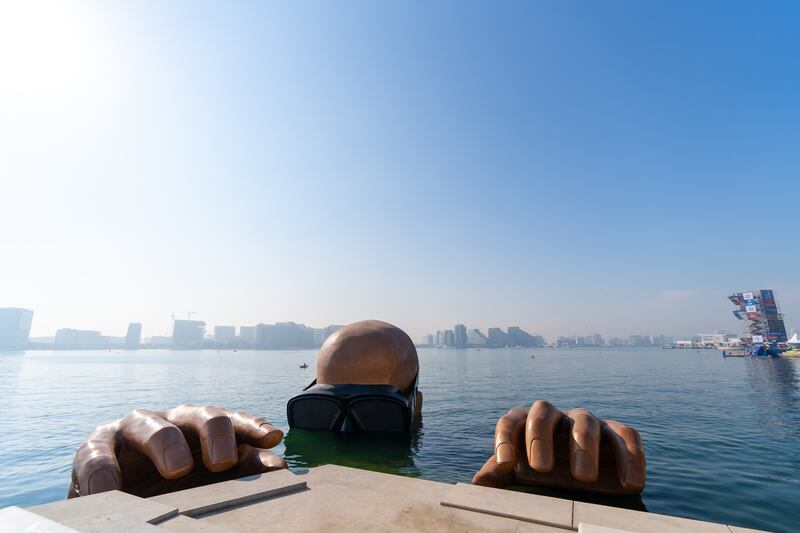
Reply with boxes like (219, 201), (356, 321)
(592, 334), (604, 346)
(312, 325), (344, 347)
(487, 328), (509, 347)
(652, 335), (674, 347)
(627, 335), (652, 346)
(55, 328), (106, 347)
(425, 334), (434, 347)
(467, 328), (488, 347)
(556, 336), (575, 347)
(0, 308), (33, 350)
(255, 322), (314, 349)
(173, 319), (206, 348)
(214, 325), (236, 344)
(444, 329), (455, 347)
(125, 322), (142, 348)
(454, 324), (467, 348)
(239, 326), (256, 345)
(506, 326), (544, 347)
(436, 330), (443, 346)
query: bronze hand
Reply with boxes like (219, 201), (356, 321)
(69, 404), (286, 498)
(473, 400), (645, 495)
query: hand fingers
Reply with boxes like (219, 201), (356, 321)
(70, 424), (122, 497)
(525, 400), (563, 472)
(603, 420), (646, 492)
(235, 445), (288, 477)
(119, 409), (194, 479)
(565, 408), (601, 483)
(472, 455), (516, 488)
(493, 407), (528, 471)
(166, 405), (238, 473)
(221, 408), (284, 449)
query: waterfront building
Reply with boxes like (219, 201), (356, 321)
(627, 335), (652, 346)
(506, 326), (544, 347)
(436, 330), (443, 346)
(311, 325), (344, 347)
(147, 335), (172, 346)
(652, 334), (674, 347)
(0, 307), (33, 350)
(559, 336), (576, 347)
(696, 333), (725, 347)
(443, 329), (454, 347)
(255, 322), (314, 349)
(425, 334), (434, 347)
(728, 289), (788, 343)
(125, 323), (142, 348)
(214, 325), (236, 344)
(239, 326), (256, 345)
(487, 327), (508, 347)
(467, 328), (488, 347)
(454, 324), (467, 348)
(172, 319), (206, 348)
(54, 328), (106, 348)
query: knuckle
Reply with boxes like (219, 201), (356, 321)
(532, 400), (553, 412)
(622, 426), (642, 444)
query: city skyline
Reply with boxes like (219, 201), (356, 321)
(8, 305), (789, 346)
(2, 2), (798, 343)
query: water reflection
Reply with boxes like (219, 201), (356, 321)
(284, 421), (423, 477)
(743, 357), (800, 439)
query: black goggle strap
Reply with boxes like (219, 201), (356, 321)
(302, 379), (317, 391)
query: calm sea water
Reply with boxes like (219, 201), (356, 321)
(1, 347), (798, 531)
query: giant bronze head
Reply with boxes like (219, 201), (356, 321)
(287, 320), (421, 432)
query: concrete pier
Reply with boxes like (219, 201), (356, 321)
(14, 465), (768, 532)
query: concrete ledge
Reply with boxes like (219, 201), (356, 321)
(29, 490), (178, 525)
(150, 468), (306, 517)
(579, 524), (637, 533)
(0, 506), (82, 532)
(159, 514), (237, 532)
(574, 501), (731, 532)
(19, 466), (773, 532)
(441, 482), (573, 529)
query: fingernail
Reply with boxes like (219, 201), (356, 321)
(163, 444), (192, 475)
(573, 449), (596, 481)
(529, 438), (550, 471)
(211, 435), (237, 464)
(260, 425), (283, 447)
(496, 442), (514, 464)
(259, 449), (287, 470)
(87, 470), (117, 494)
(624, 462), (644, 489)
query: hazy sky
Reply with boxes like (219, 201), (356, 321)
(2, 1), (799, 341)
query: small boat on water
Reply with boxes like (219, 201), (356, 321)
(299, 363), (309, 369)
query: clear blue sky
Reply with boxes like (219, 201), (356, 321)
(1, 1), (798, 340)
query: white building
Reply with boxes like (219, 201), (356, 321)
(0, 308), (33, 350)
(696, 334), (725, 346)
(214, 325), (236, 343)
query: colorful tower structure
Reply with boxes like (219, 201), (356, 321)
(728, 289), (788, 344)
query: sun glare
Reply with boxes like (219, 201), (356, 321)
(0, 1), (94, 114)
